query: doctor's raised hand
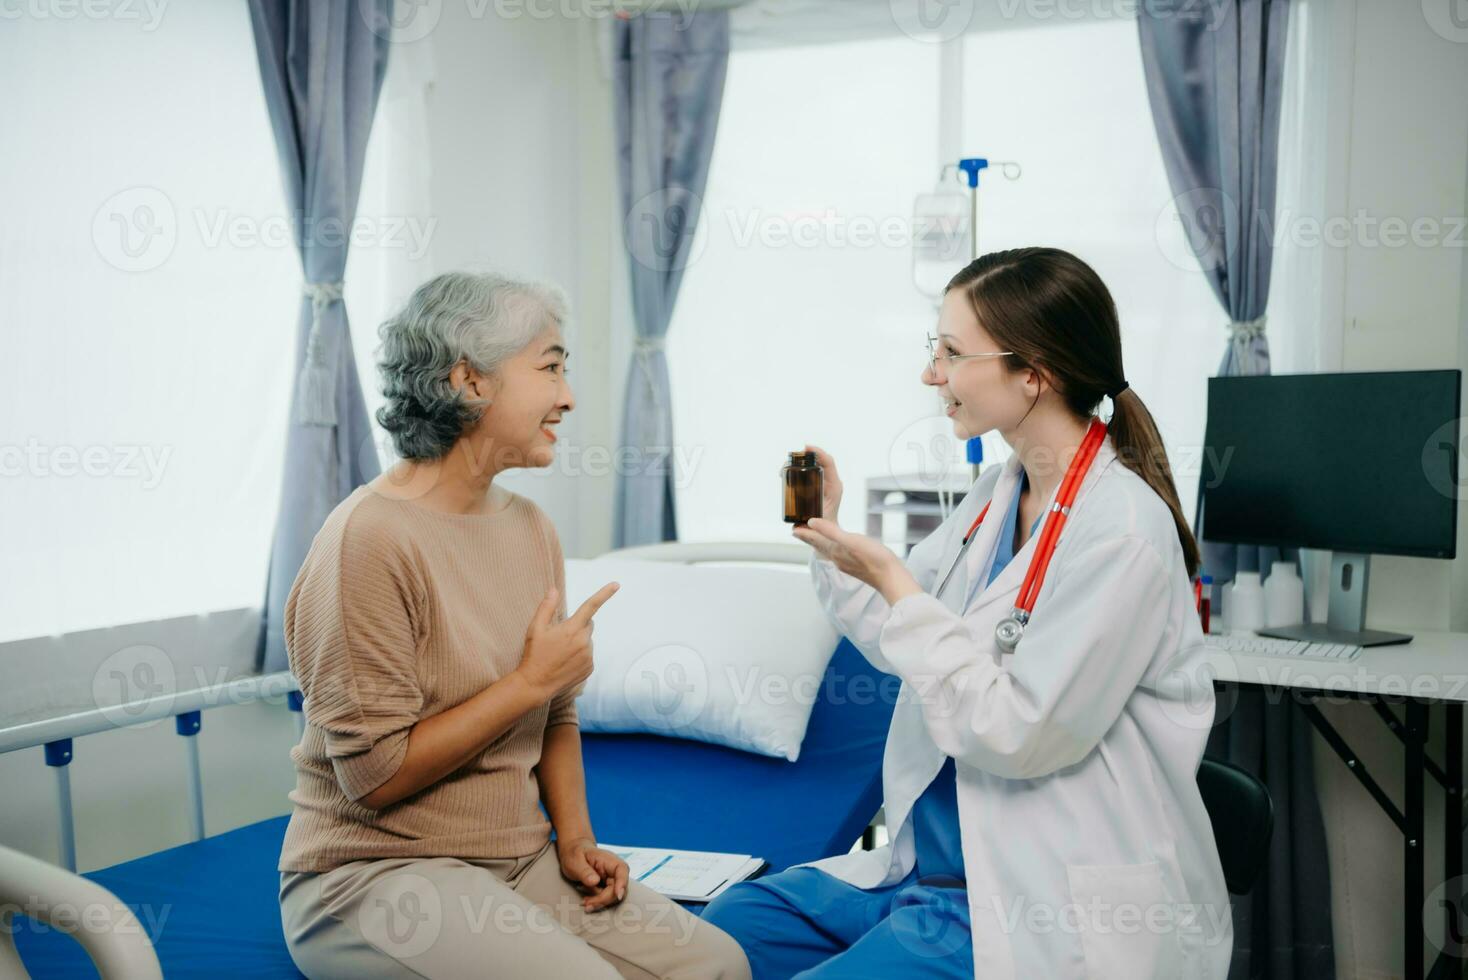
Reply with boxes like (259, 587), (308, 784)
(791, 445), (923, 607)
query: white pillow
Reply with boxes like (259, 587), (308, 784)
(563, 557), (840, 761)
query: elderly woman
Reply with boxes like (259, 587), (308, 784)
(277, 272), (751, 980)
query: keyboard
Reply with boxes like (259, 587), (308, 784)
(1203, 633), (1363, 662)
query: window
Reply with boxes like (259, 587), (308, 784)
(667, 35), (944, 542)
(1, 5), (299, 641)
(668, 18), (1222, 546)
(960, 18), (1221, 511)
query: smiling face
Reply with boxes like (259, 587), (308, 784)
(461, 323), (574, 471)
(922, 289), (1042, 441)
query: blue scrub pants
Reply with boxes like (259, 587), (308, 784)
(701, 866), (973, 980)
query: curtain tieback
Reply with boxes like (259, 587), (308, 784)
(631, 335), (668, 420)
(1226, 314), (1267, 340)
(296, 279), (346, 427)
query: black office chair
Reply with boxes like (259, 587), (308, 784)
(1197, 757), (1274, 894)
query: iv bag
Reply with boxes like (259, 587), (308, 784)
(912, 169), (971, 300)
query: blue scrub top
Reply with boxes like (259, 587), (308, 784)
(912, 470), (1041, 885)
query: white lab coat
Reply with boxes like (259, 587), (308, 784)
(792, 435), (1232, 979)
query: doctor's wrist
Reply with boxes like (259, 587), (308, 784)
(876, 568), (923, 606)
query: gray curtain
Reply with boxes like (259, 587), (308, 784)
(1140, 3), (1333, 978)
(612, 11), (729, 548)
(251, 0), (391, 672)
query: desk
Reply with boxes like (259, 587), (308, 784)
(1204, 631), (1468, 980)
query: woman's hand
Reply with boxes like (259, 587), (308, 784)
(556, 836), (629, 911)
(793, 518), (923, 606)
(802, 444), (843, 521)
(514, 584), (619, 701)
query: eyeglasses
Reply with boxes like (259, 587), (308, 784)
(925, 334), (1014, 375)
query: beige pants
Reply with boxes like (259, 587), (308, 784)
(279, 841), (751, 980)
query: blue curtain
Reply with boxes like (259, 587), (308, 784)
(612, 11), (730, 548)
(1140, 3), (1334, 978)
(250, 0), (390, 672)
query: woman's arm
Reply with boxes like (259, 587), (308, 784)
(358, 671), (545, 810)
(359, 583), (619, 810)
(537, 721), (594, 845)
(535, 722), (628, 911)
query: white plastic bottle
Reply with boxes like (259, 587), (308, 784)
(1226, 571), (1265, 634)
(1264, 561), (1306, 628)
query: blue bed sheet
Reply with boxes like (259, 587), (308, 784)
(13, 639), (897, 978)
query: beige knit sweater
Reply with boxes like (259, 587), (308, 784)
(277, 484), (578, 873)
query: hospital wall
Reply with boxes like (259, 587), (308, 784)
(1303, 1), (1468, 975)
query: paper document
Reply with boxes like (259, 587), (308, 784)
(597, 844), (767, 903)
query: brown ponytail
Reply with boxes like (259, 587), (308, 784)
(1104, 388), (1201, 579)
(945, 247), (1201, 579)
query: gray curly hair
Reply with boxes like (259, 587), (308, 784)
(375, 271), (569, 460)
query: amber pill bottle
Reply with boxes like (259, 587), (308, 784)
(782, 451), (824, 524)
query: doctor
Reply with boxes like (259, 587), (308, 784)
(703, 247), (1231, 979)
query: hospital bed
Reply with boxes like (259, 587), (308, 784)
(1, 543), (898, 979)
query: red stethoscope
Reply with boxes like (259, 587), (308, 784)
(933, 417), (1108, 653)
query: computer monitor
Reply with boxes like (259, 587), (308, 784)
(1200, 369), (1460, 646)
